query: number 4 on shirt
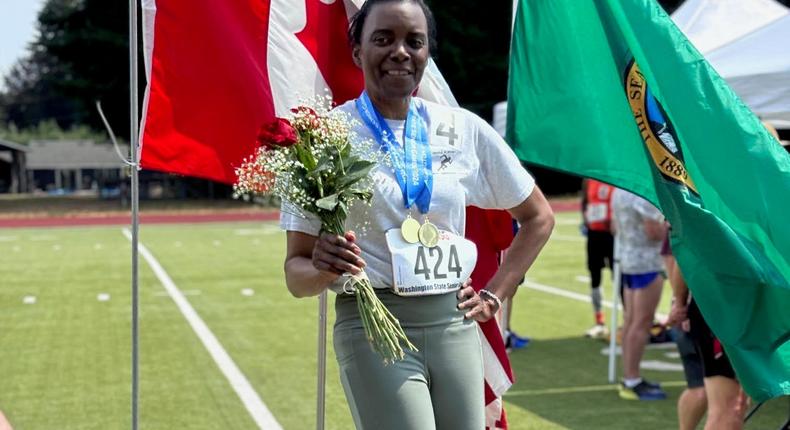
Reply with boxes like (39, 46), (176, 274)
(436, 121), (458, 146)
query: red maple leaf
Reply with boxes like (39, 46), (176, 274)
(295, 0), (364, 106)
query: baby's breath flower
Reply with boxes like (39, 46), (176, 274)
(232, 97), (415, 363)
(235, 98), (413, 357)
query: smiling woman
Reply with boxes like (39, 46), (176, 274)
(280, 0), (554, 429)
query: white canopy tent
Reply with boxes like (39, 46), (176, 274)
(672, 0), (790, 128)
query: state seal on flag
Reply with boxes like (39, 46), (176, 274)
(624, 60), (698, 195)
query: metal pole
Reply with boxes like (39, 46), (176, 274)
(500, 298), (510, 340)
(129, 0), (141, 428)
(608, 243), (621, 383)
(511, 0), (519, 31)
(316, 291), (328, 430)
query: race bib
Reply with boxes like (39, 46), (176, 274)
(585, 203), (608, 223)
(386, 229), (477, 297)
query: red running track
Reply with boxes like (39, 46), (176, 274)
(0, 201), (579, 229)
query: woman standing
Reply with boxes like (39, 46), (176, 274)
(282, 0), (554, 428)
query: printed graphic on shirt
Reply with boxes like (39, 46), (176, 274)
(430, 112), (462, 174)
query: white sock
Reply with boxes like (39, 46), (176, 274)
(624, 378), (642, 388)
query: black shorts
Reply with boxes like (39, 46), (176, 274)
(672, 327), (704, 388)
(688, 299), (736, 380)
(586, 230), (614, 272)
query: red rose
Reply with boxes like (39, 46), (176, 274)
(257, 117), (297, 148)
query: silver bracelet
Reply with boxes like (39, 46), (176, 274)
(479, 289), (502, 310)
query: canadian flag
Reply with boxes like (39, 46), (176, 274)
(139, 0), (511, 427)
(140, 0), (455, 183)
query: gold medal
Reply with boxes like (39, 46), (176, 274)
(401, 215), (420, 244)
(418, 219), (439, 248)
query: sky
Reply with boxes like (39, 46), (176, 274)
(0, 0), (48, 91)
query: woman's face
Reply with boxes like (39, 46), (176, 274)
(353, 1), (430, 104)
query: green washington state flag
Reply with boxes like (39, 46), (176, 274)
(507, 0), (790, 401)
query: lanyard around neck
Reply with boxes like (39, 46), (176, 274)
(355, 92), (433, 214)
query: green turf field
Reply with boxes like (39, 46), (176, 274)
(1, 212), (787, 429)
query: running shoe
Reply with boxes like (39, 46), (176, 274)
(505, 331), (530, 350)
(642, 379), (662, 389)
(618, 381), (667, 401)
(584, 324), (609, 339)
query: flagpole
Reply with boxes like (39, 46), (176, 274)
(316, 291), (327, 430)
(512, 0), (518, 30)
(129, 0), (141, 428)
(607, 240), (620, 383)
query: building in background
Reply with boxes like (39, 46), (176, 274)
(0, 138), (29, 193)
(24, 140), (128, 196)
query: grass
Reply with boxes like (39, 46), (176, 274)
(0, 212), (787, 429)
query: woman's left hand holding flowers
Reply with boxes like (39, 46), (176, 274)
(312, 231), (366, 276)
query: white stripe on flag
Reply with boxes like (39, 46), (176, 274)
(479, 325), (512, 396)
(485, 397), (504, 429)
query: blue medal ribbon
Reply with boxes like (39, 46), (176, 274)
(355, 91), (432, 213)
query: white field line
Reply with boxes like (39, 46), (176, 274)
(234, 226), (281, 236)
(522, 279), (667, 320)
(554, 218), (581, 226)
(30, 235), (57, 241)
(505, 380), (686, 397)
(599, 342), (678, 357)
(122, 229), (282, 430)
(153, 289), (201, 297)
(550, 234), (584, 242)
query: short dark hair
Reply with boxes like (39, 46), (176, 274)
(347, 0), (438, 56)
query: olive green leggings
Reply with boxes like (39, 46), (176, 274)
(333, 290), (484, 430)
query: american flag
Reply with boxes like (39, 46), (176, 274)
(466, 206), (516, 429)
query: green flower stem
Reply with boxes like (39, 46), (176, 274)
(316, 176), (325, 198)
(352, 275), (416, 363)
(320, 220), (415, 363)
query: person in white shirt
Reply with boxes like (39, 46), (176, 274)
(280, 1), (554, 428)
(612, 188), (668, 401)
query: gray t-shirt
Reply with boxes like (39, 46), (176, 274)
(612, 188), (665, 274)
(280, 98), (535, 290)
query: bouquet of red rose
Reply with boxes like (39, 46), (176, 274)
(234, 98), (417, 363)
